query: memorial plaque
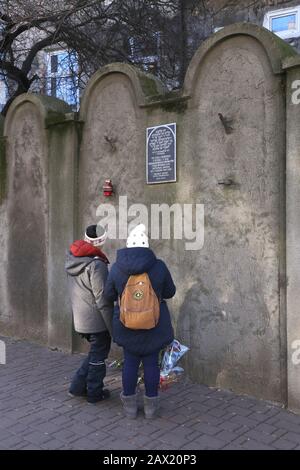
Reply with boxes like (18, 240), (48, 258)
(146, 123), (176, 184)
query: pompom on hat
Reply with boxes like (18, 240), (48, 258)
(84, 224), (107, 247)
(126, 223), (149, 248)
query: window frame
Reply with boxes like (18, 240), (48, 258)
(128, 33), (161, 75)
(263, 6), (300, 39)
(213, 27), (224, 33)
(45, 48), (80, 109)
(0, 80), (7, 111)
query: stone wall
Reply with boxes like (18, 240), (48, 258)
(178, 32), (286, 403)
(1, 23), (300, 412)
(0, 96), (71, 343)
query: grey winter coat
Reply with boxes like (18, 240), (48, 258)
(65, 251), (113, 335)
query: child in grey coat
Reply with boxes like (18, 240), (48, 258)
(65, 224), (113, 404)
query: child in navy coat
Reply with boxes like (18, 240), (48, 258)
(104, 224), (176, 418)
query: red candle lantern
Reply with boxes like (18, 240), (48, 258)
(103, 179), (113, 197)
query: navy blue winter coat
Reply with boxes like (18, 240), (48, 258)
(104, 247), (176, 356)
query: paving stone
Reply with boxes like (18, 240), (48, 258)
(225, 406), (254, 417)
(70, 411), (101, 424)
(40, 439), (66, 450)
(229, 415), (259, 428)
(194, 414), (223, 426)
(218, 421), (243, 432)
(48, 415), (75, 427)
(273, 411), (300, 424)
(105, 425), (140, 439)
(222, 444), (246, 450)
(68, 437), (100, 450)
(253, 423), (277, 434)
(269, 428), (289, 439)
(142, 440), (163, 450)
(192, 423), (221, 436)
(0, 436), (27, 449)
(155, 429), (192, 447)
(241, 439), (274, 450)
(228, 398), (256, 409)
(85, 430), (111, 443)
(2, 336), (300, 451)
(0, 418), (17, 431)
(6, 423), (31, 437)
(126, 434), (154, 448)
(53, 428), (78, 443)
(250, 412), (273, 423)
(208, 407), (230, 418)
(19, 444), (41, 450)
(180, 442), (201, 450)
(191, 435), (225, 449)
(215, 430), (242, 443)
(102, 439), (138, 450)
(201, 398), (224, 408)
(168, 413), (190, 425)
(33, 421), (62, 435)
(155, 443), (183, 450)
(272, 420), (300, 434)
(68, 422), (98, 437)
(271, 438), (297, 450)
(242, 430), (277, 445)
(15, 414), (44, 426)
(0, 429), (14, 442)
(23, 431), (52, 445)
(280, 431), (300, 445)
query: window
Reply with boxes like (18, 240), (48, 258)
(128, 32), (161, 73)
(45, 50), (79, 110)
(263, 6), (300, 39)
(0, 81), (7, 111)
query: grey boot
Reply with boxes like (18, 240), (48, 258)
(120, 392), (138, 419)
(144, 395), (160, 419)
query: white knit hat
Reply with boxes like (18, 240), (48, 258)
(84, 224), (107, 247)
(126, 224), (149, 248)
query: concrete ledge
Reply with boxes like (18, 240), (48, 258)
(79, 62), (166, 119)
(184, 22), (297, 96)
(282, 56), (300, 70)
(4, 93), (72, 135)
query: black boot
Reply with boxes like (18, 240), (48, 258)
(87, 389), (110, 404)
(87, 360), (110, 403)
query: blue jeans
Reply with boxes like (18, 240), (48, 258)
(69, 331), (111, 399)
(122, 349), (160, 397)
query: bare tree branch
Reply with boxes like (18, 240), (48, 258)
(0, 0), (269, 115)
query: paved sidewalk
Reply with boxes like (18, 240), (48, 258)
(1, 336), (300, 450)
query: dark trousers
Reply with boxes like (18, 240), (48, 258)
(69, 331), (111, 399)
(122, 349), (160, 397)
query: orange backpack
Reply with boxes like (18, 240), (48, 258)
(119, 273), (160, 330)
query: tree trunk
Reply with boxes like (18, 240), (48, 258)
(178, 0), (188, 87)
